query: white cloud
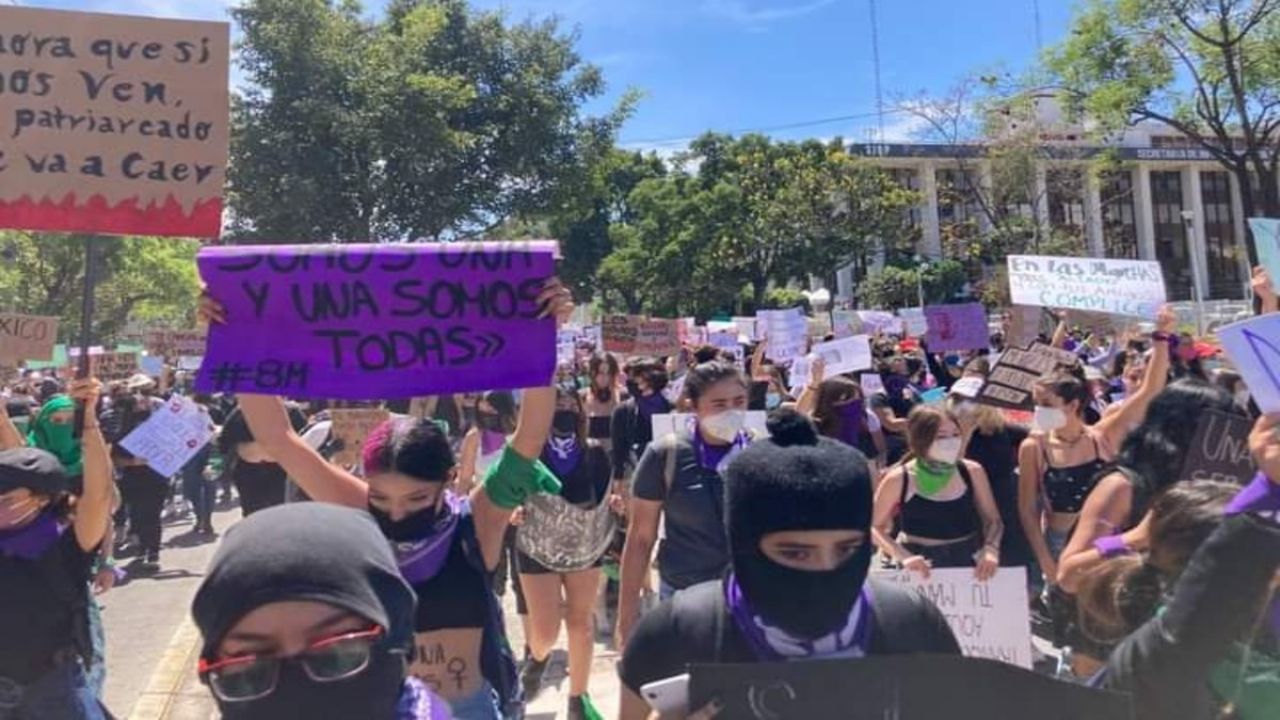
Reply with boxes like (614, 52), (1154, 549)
(702, 0), (836, 27)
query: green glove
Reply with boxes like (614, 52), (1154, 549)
(481, 444), (562, 510)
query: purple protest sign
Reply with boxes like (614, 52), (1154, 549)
(924, 302), (989, 352)
(195, 242), (559, 399)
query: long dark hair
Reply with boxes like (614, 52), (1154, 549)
(363, 417), (455, 483)
(1115, 380), (1242, 508)
(813, 377), (860, 439)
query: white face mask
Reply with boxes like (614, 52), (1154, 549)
(928, 437), (963, 464)
(1033, 405), (1068, 432)
(701, 409), (747, 442)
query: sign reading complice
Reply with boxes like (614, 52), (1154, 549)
(874, 567), (1032, 668)
(1007, 255), (1166, 318)
(194, 242), (559, 399)
(0, 7), (229, 237)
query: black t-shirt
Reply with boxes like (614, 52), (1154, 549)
(632, 435), (731, 589)
(553, 444), (612, 507)
(0, 529), (96, 682)
(619, 578), (961, 694)
(412, 533), (489, 632)
(965, 425), (1031, 566)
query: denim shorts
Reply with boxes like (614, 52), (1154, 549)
(0, 660), (104, 720)
(447, 680), (503, 720)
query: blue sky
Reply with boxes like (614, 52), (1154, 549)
(19, 0), (1079, 151)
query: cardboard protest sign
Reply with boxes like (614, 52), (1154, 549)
(1180, 410), (1254, 485)
(689, 655), (1132, 720)
(330, 408), (391, 468)
(976, 345), (1065, 410)
(810, 335), (873, 376)
(1248, 218), (1280, 292)
(1007, 255), (1166, 318)
(635, 318), (681, 356)
(925, 303), (989, 352)
(0, 313), (58, 362)
(874, 567), (1032, 668)
(651, 412), (768, 440)
(1217, 313), (1280, 414)
(69, 350), (138, 381)
(898, 307), (928, 336)
(0, 7), (230, 238)
(759, 308), (808, 362)
(143, 329), (206, 358)
(119, 395), (215, 477)
(194, 242), (559, 399)
(601, 315), (636, 354)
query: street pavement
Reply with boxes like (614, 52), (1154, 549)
(100, 499), (625, 720)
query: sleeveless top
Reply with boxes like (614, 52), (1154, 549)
(1039, 434), (1105, 514)
(898, 463), (979, 541)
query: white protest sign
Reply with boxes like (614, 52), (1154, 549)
(119, 395), (216, 477)
(810, 335), (873, 376)
(860, 373), (885, 397)
(733, 317), (759, 342)
(1217, 313), (1280, 413)
(651, 412), (769, 440)
(1007, 255), (1167, 318)
(898, 307), (928, 336)
(759, 308), (808, 362)
(557, 327), (581, 365)
(709, 331), (744, 363)
(831, 309), (863, 338)
(874, 567), (1032, 669)
(950, 376), (985, 399)
(789, 355), (814, 393)
(177, 356), (204, 371)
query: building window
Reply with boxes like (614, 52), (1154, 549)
(1201, 171), (1244, 300)
(887, 168), (923, 228)
(1150, 171), (1192, 301)
(1047, 168), (1085, 247)
(1100, 170), (1138, 259)
(936, 168), (983, 241)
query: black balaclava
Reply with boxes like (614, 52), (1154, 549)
(191, 504), (416, 720)
(725, 410), (874, 639)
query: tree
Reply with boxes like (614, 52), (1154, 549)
(1046, 0), (1280, 263)
(228, 0), (629, 242)
(857, 260), (969, 310)
(0, 232), (201, 344)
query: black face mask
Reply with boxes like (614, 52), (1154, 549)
(367, 498), (445, 543)
(625, 380), (642, 399)
(215, 648), (405, 720)
(735, 542), (872, 639)
(476, 412), (504, 433)
(552, 410), (579, 436)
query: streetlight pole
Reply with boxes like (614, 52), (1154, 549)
(915, 255), (930, 308)
(1181, 211), (1206, 336)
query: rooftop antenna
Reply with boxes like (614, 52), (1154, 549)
(1032, 0), (1043, 51)
(869, 0), (885, 142)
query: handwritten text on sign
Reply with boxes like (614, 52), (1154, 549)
(925, 303), (989, 352)
(119, 395), (214, 477)
(1180, 410), (1254, 486)
(0, 7), (229, 238)
(0, 313), (58, 362)
(1218, 313), (1280, 414)
(874, 567), (1032, 669)
(1007, 255), (1167, 318)
(194, 242), (558, 399)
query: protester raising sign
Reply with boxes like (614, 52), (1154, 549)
(976, 344), (1074, 410)
(809, 335), (873, 376)
(1218, 313), (1280, 414)
(0, 7), (230, 238)
(0, 313), (58, 363)
(69, 351), (139, 382)
(194, 242), (559, 399)
(119, 395), (215, 477)
(602, 316), (681, 357)
(144, 329), (207, 358)
(759, 308), (808, 362)
(1180, 410), (1254, 486)
(689, 655), (1132, 720)
(873, 568), (1033, 669)
(1007, 255), (1167, 318)
(925, 303), (989, 352)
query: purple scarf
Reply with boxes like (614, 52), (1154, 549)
(637, 393), (669, 418)
(835, 401), (867, 447)
(689, 417), (750, 473)
(398, 678), (453, 720)
(0, 512), (65, 560)
(725, 573), (873, 662)
(394, 494), (462, 585)
(543, 436), (583, 479)
(480, 429), (506, 457)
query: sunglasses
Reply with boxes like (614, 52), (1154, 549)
(198, 625), (388, 703)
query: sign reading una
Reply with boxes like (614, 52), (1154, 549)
(194, 242), (559, 399)
(0, 6), (230, 238)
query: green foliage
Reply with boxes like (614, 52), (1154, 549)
(0, 232), (201, 344)
(857, 259), (968, 310)
(227, 0), (628, 242)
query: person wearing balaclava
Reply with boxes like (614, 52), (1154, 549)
(190, 503), (451, 720)
(617, 409), (959, 720)
(0, 379), (112, 720)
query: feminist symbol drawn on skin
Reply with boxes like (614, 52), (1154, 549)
(447, 657), (468, 691)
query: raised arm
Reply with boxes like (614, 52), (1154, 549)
(238, 393), (369, 509)
(794, 357), (825, 417)
(1095, 306), (1174, 453)
(70, 379), (113, 553)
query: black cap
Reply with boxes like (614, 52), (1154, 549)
(0, 447), (71, 496)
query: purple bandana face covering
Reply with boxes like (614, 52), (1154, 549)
(393, 494), (462, 585)
(544, 436), (583, 479)
(0, 512), (65, 561)
(637, 393), (668, 417)
(725, 573), (873, 662)
(836, 400), (866, 446)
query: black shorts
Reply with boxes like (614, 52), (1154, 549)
(515, 549), (604, 576)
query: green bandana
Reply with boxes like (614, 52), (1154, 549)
(28, 395), (83, 477)
(913, 459), (955, 497)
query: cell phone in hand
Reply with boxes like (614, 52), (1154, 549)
(641, 673), (690, 715)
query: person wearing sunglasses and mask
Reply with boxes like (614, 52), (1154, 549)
(610, 359), (672, 489)
(0, 379), (112, 720)
(210, 279), (574, 719)
(191, 502), (451, 720)
(513, 388), (617, 717)
(796, 358), (887, 475)
(617, 410), (959, 720)
(616, 361), (755, 651)
(871, 406), (1003, 581)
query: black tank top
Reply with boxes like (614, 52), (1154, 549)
(411, 534), (488, 632)
(898, 463), (979, 541)
(1040, 434), (1104, 514)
